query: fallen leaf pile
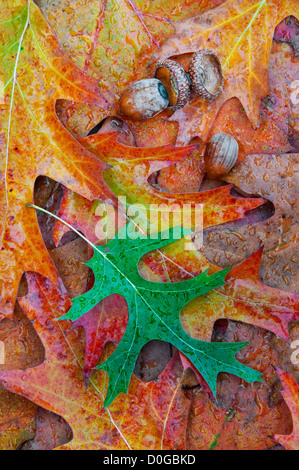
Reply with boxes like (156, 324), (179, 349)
(0, 0), (298, 450)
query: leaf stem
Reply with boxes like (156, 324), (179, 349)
(209, 407), (236, 450)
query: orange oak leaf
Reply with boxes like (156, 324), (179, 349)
(134, 0), (226, 23)
(153, 91), (293, 191)
(51, 137), (199, 243)
(35, 0), (173, 99)
(49, 132), (266, 253)
(0, 272), (194, 450)
(181, 248), (299, 342)
(79, 132), (266, 229)
(156, 146), (206, 194)
(274, 370), (299, 450)
(48, 234), (129, 386)
(154, 0), (299, 143)
(189, 151), (298, 306)
(208, 98), (293, 165)
(53, 179), (298, 348)
(49, 236), (127, 385)
(112, 37), (296, 186)
(0, 292), (45, 449)
(37, 0), (220, 139)
(35, 0), (225, 102)
(0, 1), (210, 321)
(186, 322), (293, 450)
(52, 186), (104, 246)
(0, 0), (117, 319)
(140, 245), (299, 342)
(119, 44), (295, 192)
(45, 231), (173, 395)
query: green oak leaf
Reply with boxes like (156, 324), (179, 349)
(60, 223), (262, 407)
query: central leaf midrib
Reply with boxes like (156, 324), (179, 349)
(25, 205), (250, 376)
(98, 246), (238, 371)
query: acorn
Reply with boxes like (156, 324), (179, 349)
(92, 117), (136, 147)
(118, 78), (169, 121)
(204, 133), (239, 179)
(154, 59), (191, 110)
(188, 50), (224, 100)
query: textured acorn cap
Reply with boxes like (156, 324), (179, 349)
(205, 133), (239, 179)
(118, 79), (169, 121)
(154, 59), (191, 110)
(188, 50), (224, 100)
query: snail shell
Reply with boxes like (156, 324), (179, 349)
(188, 50), (224, 100)
(154, 59), (191, 110)
(118, 78), (169, 121)
(205, 133), (238, 179)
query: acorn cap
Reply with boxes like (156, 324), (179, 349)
(205, 133), (239, 180)
(154, 59), (191, 110)
(188, 50), (224, 100)
(118, 79), (169, 121)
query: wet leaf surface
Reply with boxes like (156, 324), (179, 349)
(0, 273), (196, 449)
(0, 0), (298, 450)
(154, 0), (299, 144)
(274, 369), (299, 450)
(0, 0), (115, 319)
